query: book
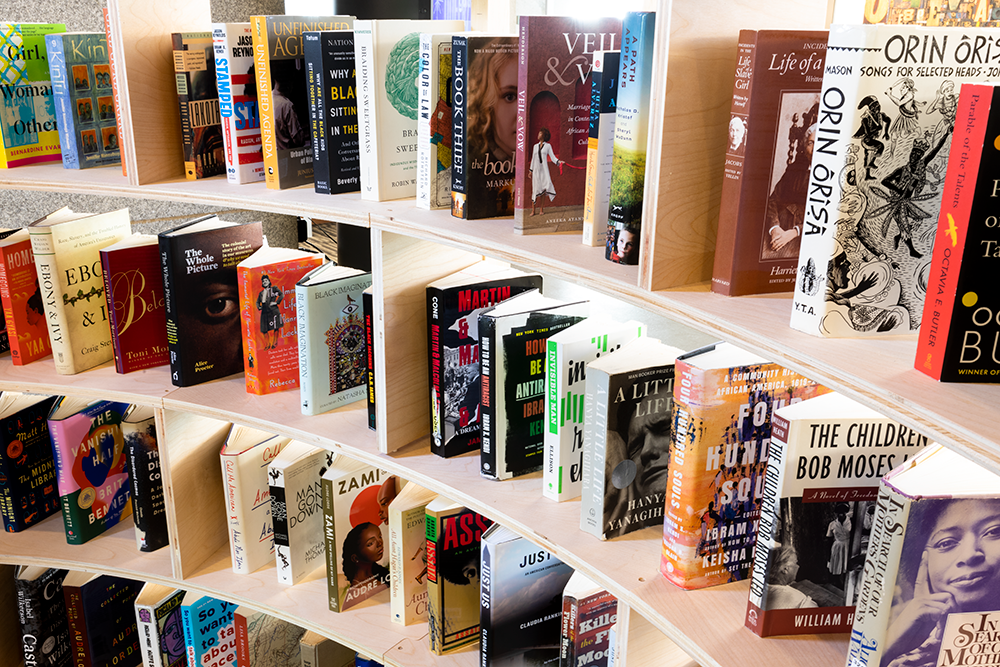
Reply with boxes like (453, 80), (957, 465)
(158, 216), (263, 387)
(846, 444), (1000, 667)
(180, 594), (237, 667)
(425, 498), (493, 654)
(416, 31), (459, 210)
(604, 12), (655, 265)
(450, 34), (519, 220)
(212, 23), (265, 185)
(0, 23), (66, 168)
(15, 566), (70, 667)
(47, 397), (131, 545)
(233, 605), (305, 667)
(710, 30), (827, 296)
(479, 523), (574, 667)
(295, 263), (372, 416)
(102, 8), (126, 177)
(353, 19), (464, 201)
(134, 583), (186, 667)
(219, 425), (291, 574)
(122, 404), (168, 552)
(28, 206), (132, 375)
(578, 336), (683, 541)
(833, 0), (1000, 25)
(44, 32), (121, 169)
(559, 571), (617, 667)
(543, 317), (645, 502)
(513, 16), (621, 234)
(388, 481), (437, 625)
(479, 290), (589, 481)
(426, 260), (542, 458)
(99, 234), (170, 374)
(0, 228), (51, 364)
(251, 15), (355, 190)
(238, 246), (325, 395)
(299, 631), (354, 667)
(581, 50), (619, 248)
(363, 285), (376, 430)
(0, 392), (59, 532)
(172, 32), (224, 180)
(790, 23), (1000, 338)
(305, 30), (360, 195)
(744, 392), (930, 637)
(659, 341), (828, 589)
(269, 441), (331, 585)
(321, 457), (397, 611)
(916, 83), (1000, 382)
(63, 572), (142, 667)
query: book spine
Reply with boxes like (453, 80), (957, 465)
(135, 604), (164, 667)
(425, 509), (443, 654)
(28, 229), (73, 374)
(389, 506), (405, 625)
(579, 369), (609, 539)
(252, 17), (279, 190)
(239, 266), (261, 394)
(47, 420), (84, 545)
(296, 282), (315, 415)
(125, 420), (169, 552)
(46, 36), (80, 169)
(581, 50), (603, 247)
(104, 8), (127, 176)
(220, 454), (250, 574)
(322, 473), (343, 612)
(15, 577), (42, 663)
(479, 536), (493, 664)
(542, 338), (564, 501)
(0, 249), (20, 364)
(0, 452), (16, 531)
(354, 21), (379, 201)
(416, 33), (433, 210)
(559, 593), (576, 667)
(234, 610), (249, 667)
(711, 30), (758, 295)
(427, 286), (444, 453)
(213, 24), (238, 185)
(172, 35), (197, 181)
(159, 239), (185, 387)
(450, 35), (468, 219)
(479, 314), (497, 479)
(306, 32), (330, 195)
(271, 471), (292, 584)
(364, 288), (376, 430)
(99, 250), (125, 374)
(512, 19), (529, 220)
(65, 585), (94, 667)
(181, 604), (196, 667)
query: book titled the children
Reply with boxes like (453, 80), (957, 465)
(0, 393), (58, 533)
(172, 32), (224, 180)
(0, 229), (50, 365)
(212, 23), (264, 184)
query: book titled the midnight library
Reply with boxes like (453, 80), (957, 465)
(305, 30), (360, 194)
(0, 393), (59, 533)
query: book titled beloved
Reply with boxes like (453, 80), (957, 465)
(212, 23), (264, 184)
(0, 393), (58, 532)
(0, 229), (51, 364)
(172, 32), (224, 180)
(122, 404), (168, 552)
(305, 30), (360, 195)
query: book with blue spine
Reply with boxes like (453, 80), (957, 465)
(181, 593), (238, 667)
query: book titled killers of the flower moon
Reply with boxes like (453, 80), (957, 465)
(172, 32), (224, 180)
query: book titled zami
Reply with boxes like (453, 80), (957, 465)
(0, 393), (58, 532)
(212, 23), (265, 185)
(0, 228), (51, 364)
(172, 32), (224, 180)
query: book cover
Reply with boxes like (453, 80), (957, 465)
(180, 594), (237, 667)
(916, 83), (1000, 382)
(237, 247), (324, 395)
(15, 566), (71, 667)
(513, 17), (621, 234)
(0, 393), (59, 532)
(416, 31), (458, 210)
(45, 32), (121, 169)
(123, 404), (168, 553)
(0, 229), (51, 364)
(711, 30), (827, 296)
(233, 605), (305, 667)
(559, 571), (616, 667)
(252, 15), (354, 190)
(305, 30), (360, 195)
(47, 398), (131, 545)
(790, 24), (1000, 338)
(102, 8), (126, 177)
(745, 392), (930, 637)
(134, 583), (186, 667)
(100, 234), (170, 374)
(479, 524), (574, 667)
(64, 572), (143, 667)
(835, 0), (1000, 25)
(846, 445), (1000, 667)
(388, 482), (436, 626)
(426, 260), (542, 458)
(299, 631), (354, 667)
(212, 23), (265, 185)
(450, 34), (519, 220)
(543, 317), (645, 502)
(269, 441), (331, 585)
(172, 32), (224, 180)
(581, 50), (619, 248)
(604, 12), (654, 266)
(425, 498), (493, 654)
(659, 342), (828, 589)
(158, 216), (263, 387)
(295, 263), (372, 416)
(0, 23), (66, 168)
(28, 207), (132, 375)
(480, 290), (589, 481)
(363, 285), (376, 430)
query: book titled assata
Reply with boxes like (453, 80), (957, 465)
(0, 392), (58, 532)
(305, 30), (360, 195)
(15, 566), (70, 667)
(0, 229), (51, 365)
(581, 50), (619, 248)
(212, 23), (264, 185)
(134, 582), (186, 667)
(172, 32), (224, 180)
(122, 403), (168, 553)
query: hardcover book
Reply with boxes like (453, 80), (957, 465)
(28, 206), (131, 375)
(295, 263), (372, 416)
(543, 317), (645, 502)
(15, 566), (70, 667)
(846, 445), (1000, 667)
(237, 246), (324, 395)
(0, 228), (51, 364)
(479, 524), (575, 667)
(100, 234), (170, 374)
(578, 336), (683, 541)
(0, 23), (66, 168)
(212, 23), (265, 185)
(363, 285), (376, 430)
(63, 572), (143, 667)
(581, 50), (619, 248)
(45, 32), (121, 169)
(47, 397), (131, 545)
(305, 30), (360, 195)
(426, 260), (542, 458)
(388, 481), (437, 626)
(0, 392), (59, 532)
(745, 392), (930, 637)
(122, 404), (168, 552)
(416, 31), (459, 210)
(711, 30), (827, 296)
(134, 583), (186, 667)
(269, 441), (331, 585)
(659, 342), (828, 589)
(172, 32), (224, 180)
(251, 15), (355, 190)
(180, 594), (237, 667)
(513, 16), (621, 234)
(479, 290), (589, 481)
(559, 571), (617, 667)
(233, 605), (305, 667)
(158, 216), (263, 387)
(299, 631), (355, 667)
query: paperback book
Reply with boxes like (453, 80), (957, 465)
(15, 566), (70, 667)
(172, 32), (224, 180)
(212, 23), (265, 184)
(559, 571), (617, 667)
(63, 572), (143, 667)
(102, 8), (126, 178)
(416, 32), (459, 210)
(180, 594), (237, 667)
(299, 631), (355, 667)
(388, 481), (437, 626)
(0, 228), (51, 365)
(269, 441), (331, 585)
(581, 50), (619, 248)
(0, 392), (59, 532)
(122, 403), (168, 552)
(233, 605), (305, 667)
(305, 30), (360, 195)
(134, 582), (186, 667)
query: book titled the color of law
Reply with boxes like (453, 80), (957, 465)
(581, 50), (619, 248)
(269, 441), (330, 585)
(0, 393), (58, 532)
(711, 30), (826, 296)
(172, 32), (224, 180)
(846, 444), (1000, 667)
(122, 404), (168, 553)
(63, 572), (142, 667)
(15, 566), (70, 667)
(234, 605), (305, 667)
(579, 336), (683, 540)
(745, 392), (930, 637)
(28, 206), (131, 374)
(181, 594), (237, 667)
(0, 23), (66, 167)
(543, 317), (645, 502)
(513, 16), (620, 234)
(560, 570), (617, 667)
(659, 342), (828, 589)
(388, 481), (437, 626)
(134, 582), (186, 667)
(212, 23), (264, 184)
(305, 30), (360, 195)
(416, 32), (459, 210)
(0, 229), (51, 365)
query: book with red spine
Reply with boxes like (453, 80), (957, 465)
(0, 229), (51, 364)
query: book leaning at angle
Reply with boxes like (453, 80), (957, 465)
(134, 582), (186, 667)
(63, 572), (143, 667)
(846, 444), (1000, 667)
(269, 441), (331, 585)
(28, 206), (131, 374)
(15, 566), (70, 667)
(172, 32), (224, 180)
(744, 392), (930, 637)
(388, 481), (437, 626)
(181, 593), (237, 667)
(234, 605), (305, 667)
(123, 403), (168, 552)
(0, 392), (58, 532)
(305, 30), (360, 195)
(582, 50), (619, 248)
(560, 571), (617, 667)
(212, 23), (265, 184)
(0, 228), (51, 364)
